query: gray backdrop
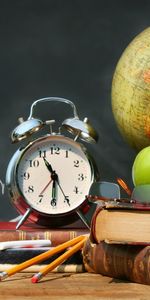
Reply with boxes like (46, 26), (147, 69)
(0, 0), (149, 220)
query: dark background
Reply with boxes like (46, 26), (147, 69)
(0, 0), (149, 220)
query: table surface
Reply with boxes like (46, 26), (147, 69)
(0, 272), (150, 300)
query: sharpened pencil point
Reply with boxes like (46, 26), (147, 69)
(0, 272), (8, 281)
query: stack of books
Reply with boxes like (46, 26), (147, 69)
(82, 185), (150, 285)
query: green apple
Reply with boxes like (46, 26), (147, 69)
(132, 146), (150, 186)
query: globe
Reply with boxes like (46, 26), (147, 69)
(111, 27), (150, 151)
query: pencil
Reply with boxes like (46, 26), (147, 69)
(0, 235), (87, 281)
(31, 236), (87, 283)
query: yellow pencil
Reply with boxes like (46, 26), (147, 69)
(31, 236), (87, 283)
(0, 235), (86, 281)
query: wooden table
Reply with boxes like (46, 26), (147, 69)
(0, 272), (150, 299)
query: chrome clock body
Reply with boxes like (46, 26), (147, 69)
(6, 134), (99, 226)
(6, 97), (100, 228)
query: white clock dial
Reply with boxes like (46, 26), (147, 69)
(16, 135), (93, 215)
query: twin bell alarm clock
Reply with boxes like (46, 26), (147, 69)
(6, 97), (100, 229)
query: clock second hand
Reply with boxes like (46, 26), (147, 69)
(39, 178), (52, 196)
(56, 179), (70, 206)
(43, 158), (70, 206)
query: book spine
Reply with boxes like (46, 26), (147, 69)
(0, 229), (89, 246)
(0, 248), (83, 264)
(89, 206), (102, 243)
(0, 264), (85, 273)
(82, 238), (150, 285)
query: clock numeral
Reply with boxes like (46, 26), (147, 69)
(74, 160), (79, 167)
(29, 159), (39, 168)
(39, 150), (47, 158)
(51, 198), (57, 207)
(78, 173), (84, 181)
(74, 186), (79, 194)
(64, 196), (70, 206)
(65, 150), (69, 158)
(27, 185), (34, 193)
(21, 172), (30, 180)
(50, 147), (60, 155)
(38, 194), (43, 203)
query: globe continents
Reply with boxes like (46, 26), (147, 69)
(111, 27), (150, 151)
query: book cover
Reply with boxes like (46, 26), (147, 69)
(0, 221), (89, 246)
(82, 238), (150, 285)
(0, 247), (83, 265)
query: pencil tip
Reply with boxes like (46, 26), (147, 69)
(0, 272), (8, 281)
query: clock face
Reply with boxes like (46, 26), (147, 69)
(16, 135), (93, 215)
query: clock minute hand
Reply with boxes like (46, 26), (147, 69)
(51, 178), (57, 207)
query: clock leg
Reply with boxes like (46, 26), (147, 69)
(16, 208), (32, 230)
(76, 201), (99, 229)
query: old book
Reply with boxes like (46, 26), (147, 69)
(82, 238), (150, 285)
(0, 247), (85, 273)
(0, 222), (89, 246)
(90, 202), (150, 244)
(0, 263), (85, 273)
(0, 247), (83, 264)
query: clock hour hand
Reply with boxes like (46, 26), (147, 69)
(43, 158), (58, 182)
(43, 158), (54, 174)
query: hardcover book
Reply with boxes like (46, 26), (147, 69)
(0, 247), (85, 273)
(82, 238), (150, 285)
(0, 221), (89, 246)
(90, 201), (150, 244)
(0, 247), (83, 264)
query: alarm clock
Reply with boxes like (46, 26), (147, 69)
(6, 97), (100, 229)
